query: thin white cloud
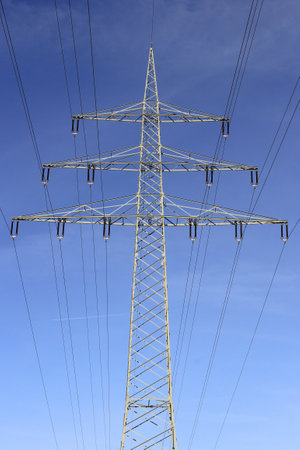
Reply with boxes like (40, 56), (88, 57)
(53, 312), (127, 321)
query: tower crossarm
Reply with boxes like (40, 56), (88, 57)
(72, 102), (228, 125)
(71, 101), (144, 125)
(160, 146), (256, 172)
(164, 194), (287, 226)
(163, 194), (288, 241)
(158, 101), (228, 123)
(41, 145), (258, 186)
(71, 103), (229, 134)
(10, 194), (288, 241)
(10, 195), (138, 238)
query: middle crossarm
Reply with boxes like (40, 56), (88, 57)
(41, 145), (258, 187)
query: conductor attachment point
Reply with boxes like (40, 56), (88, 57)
(250, 169), (258, 187)
(189, 219), (197, 241)
(281, 223), (288, 242)
(103, 217), (111, 240)
(235, 221), (243, 242)
(222, 119), (229, 138)
(205, 167), (214, 187)
(57, 219), (66, 239)
(10, 220), (19, 238)
(87, 164), (95, 185)
(72, 118), (79, 135)
(42, 167), (50, 185)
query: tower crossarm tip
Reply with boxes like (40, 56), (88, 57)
(164, 194), (287, 224)
(163, 194), (288, 241)
(158, 101), (229, 124)
(10, 195), (139, 238)
(71, 101), (144, 132)
(160, 146), (257, 184)
(41, 146), (141, 182)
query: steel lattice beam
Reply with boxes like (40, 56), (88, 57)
(71, 101), (229, 125)
(41, 145), (258, 188)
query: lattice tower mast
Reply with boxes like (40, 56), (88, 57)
(11, 46), (289, 449)
(120, 46), (176, 449)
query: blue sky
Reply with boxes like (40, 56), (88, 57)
(0, 0), (299, 449)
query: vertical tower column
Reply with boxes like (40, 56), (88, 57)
(121, 47), (177, 449)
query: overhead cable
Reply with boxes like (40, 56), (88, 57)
(173, 0), (265, 402)
(213, 218), (299, 449)
(85, 1), (111, 447)
(0, 208), (59, 450)
(187, 76), (299, 448)
(56, 1), (100, 446)
(59, 241), (86, 450)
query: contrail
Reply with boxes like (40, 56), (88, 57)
(53, 313), (127, 322)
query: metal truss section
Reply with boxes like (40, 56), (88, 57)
(42, 145), (258, 183)
(11, 194), (287, 239)
(120, 45), (177, 450)
(163, 195), (287, 227)
(158, 101), (228, 123)
(12, 195), (138, 227)
(72, 102), (228, 124)
(11, 193), (287, 227)
(72, 101), (144, 124)
(71, 95), (229, 133)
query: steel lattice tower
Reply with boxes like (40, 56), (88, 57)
(120, 47), (177, 449)
(11, 46), (288, 448)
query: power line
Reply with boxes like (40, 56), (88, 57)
(225, 0), (263, 119)
(252, 101), (299, 212)
(54, 2), (110, 447)
(172, 241), (194, 377)
(67, 2), (99, 441)
(45, 205), (81, 450)
(186, 78), (299, 448)
(209, 82), (299, 447)
(67, 0), (89, 157)
(1, 0), (91, 445)
(228, 0), (264, 119)
(214, 0), (264, 161)
(173, 195), (209, 385)
(0, 0), (42, 171)
(90, 207), (109, 450)
(54, 2), (98, 446)
(259, 77), (299, 178)
(186, 239), (243, 448)
(212, 218), (299, 449)
(0, 208), (59, 450)
(104, 240), (112, 450)
(85, 0), (105, 204)
(54, 0), (72, 115)
(59, 240), (86, 450)
(85, 2), (111, 447)
(151, 0), (155, 45)
(78, 201), (99, 450)
(0, 2), (74, 446)
(173, 0), (264, 402)
(175, 223), (212, 411)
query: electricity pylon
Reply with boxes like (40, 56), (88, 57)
(11, 46), (288, 448)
